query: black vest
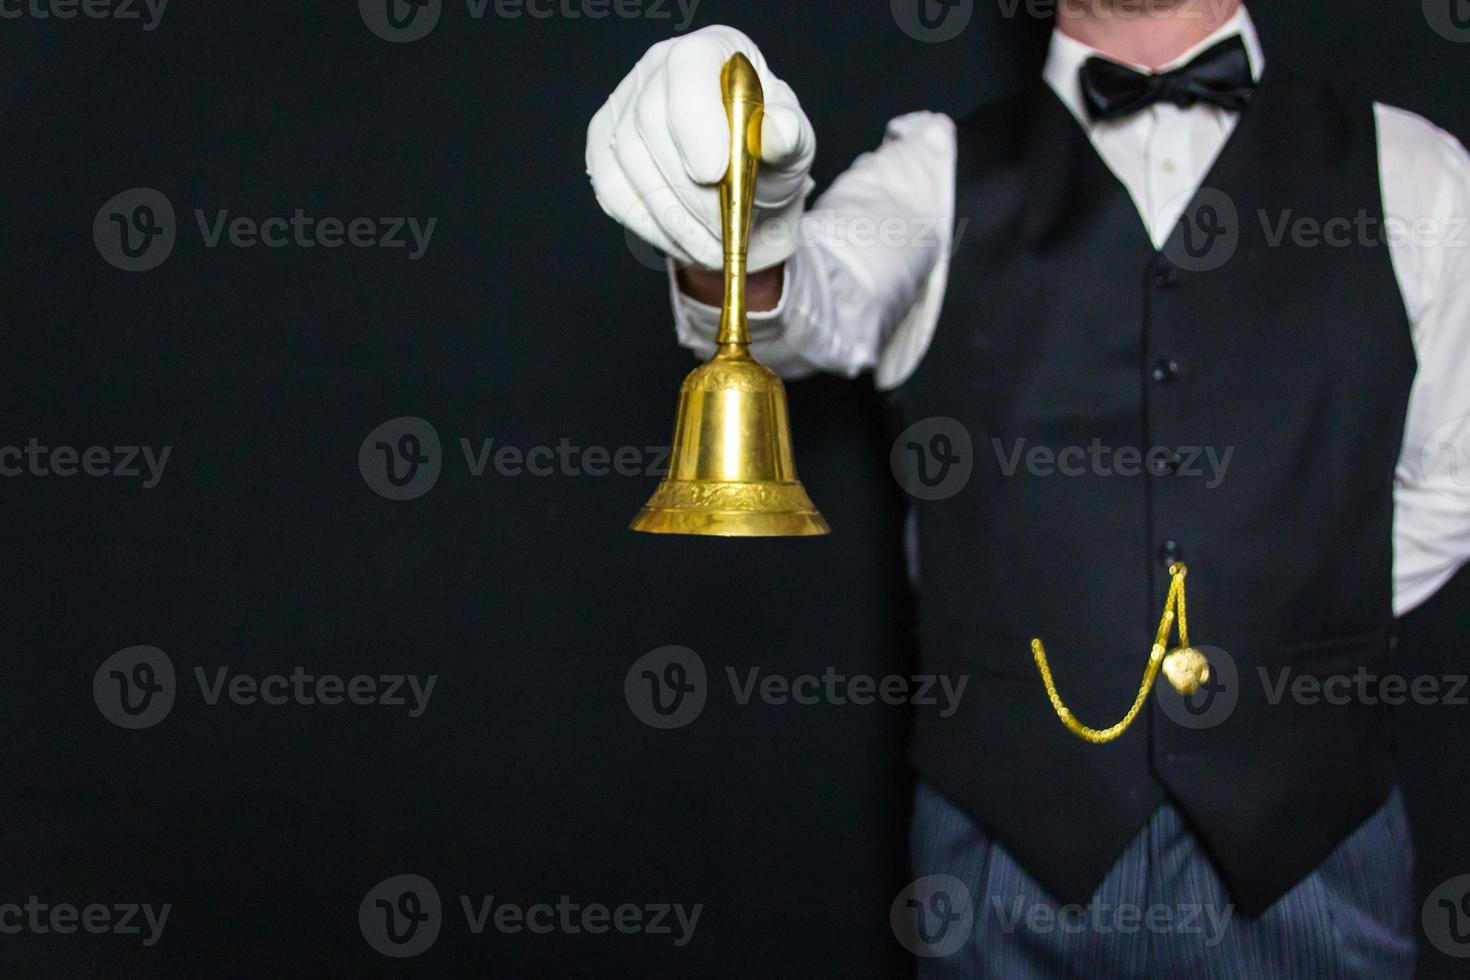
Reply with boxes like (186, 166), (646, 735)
(888, 76), (1417, 916)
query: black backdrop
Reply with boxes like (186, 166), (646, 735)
(2, 2), (1467, 977)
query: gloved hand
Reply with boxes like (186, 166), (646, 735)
(586, 25), (816, 273)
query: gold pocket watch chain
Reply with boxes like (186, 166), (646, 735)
(1030, 563), (1209, 745)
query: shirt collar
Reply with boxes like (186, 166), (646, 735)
(1043, 5), (1265, 124)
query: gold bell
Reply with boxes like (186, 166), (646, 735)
(630, 54), (829, 537)
(1162, 646), (1211, 696)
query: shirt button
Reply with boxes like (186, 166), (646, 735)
(1151, 359), (1182, 383)
(1162, 159), (1178, 174)
(1149, 450), (1182, 476)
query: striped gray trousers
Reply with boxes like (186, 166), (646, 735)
(908, 782), (1415, 979)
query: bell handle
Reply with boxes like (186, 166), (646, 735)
(715, 53), (763, 351)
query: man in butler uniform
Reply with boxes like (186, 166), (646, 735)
(586, 2), (1470, 976)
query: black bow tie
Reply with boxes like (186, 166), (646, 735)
(1079, 35), (1256, 123)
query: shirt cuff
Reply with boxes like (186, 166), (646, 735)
(666, 256), (790, 356)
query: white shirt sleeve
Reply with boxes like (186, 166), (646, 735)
(1377, 102), (1470, 615)
(663, 96), (1470, 615)
(667, 111), (957, 388)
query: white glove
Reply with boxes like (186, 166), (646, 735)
(586, 25), (816, 273)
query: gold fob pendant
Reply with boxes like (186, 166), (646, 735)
(629, 54), (830, 537)
(1162, 646), (1211, 696)
(1031, 563), (1211, 744)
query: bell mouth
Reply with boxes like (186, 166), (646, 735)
(630, 479), (830, 537)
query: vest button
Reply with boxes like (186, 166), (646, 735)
(1153, 267), (1178, 288)
(1159, 541), (1184, 567)
(1148, 449), (1182, 476)
(1151, 359), (1182, 383)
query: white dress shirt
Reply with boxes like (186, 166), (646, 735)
(668, 7), (1470, 616)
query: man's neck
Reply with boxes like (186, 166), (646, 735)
(1057, 0), (1242, 69)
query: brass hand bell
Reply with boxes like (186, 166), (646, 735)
(630, 54), (830, 537)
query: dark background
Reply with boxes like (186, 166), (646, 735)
(1, 1), (1466, 976)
